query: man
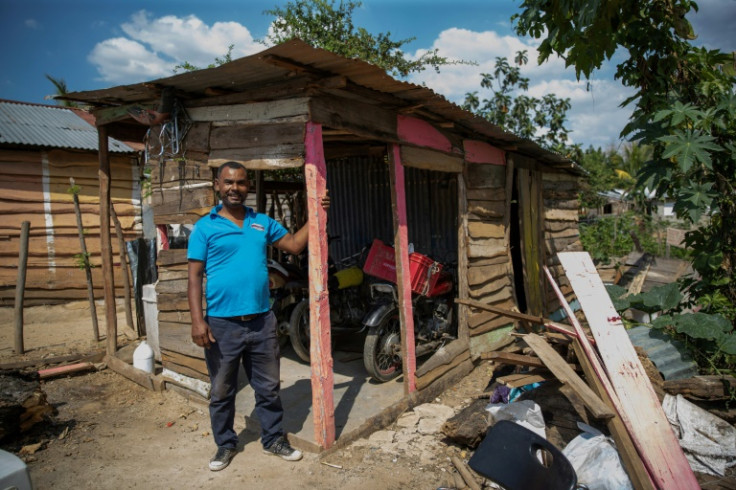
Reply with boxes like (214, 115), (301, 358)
(187, 161), (328, 471)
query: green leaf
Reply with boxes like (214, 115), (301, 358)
(606, 284), (630, 311)
(673, 312), (731, 340)
(654, 102), (704, 126)
(718, 333), (736, 355)
(659, 130), (721, 172)
(651, 314), (677, 330)
(673, 182), (715, 222)
(629, 282), (682, 313)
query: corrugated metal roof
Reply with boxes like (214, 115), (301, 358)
(64, 40), (576, 169)
(628, 325), (698, 380)
(0, 100), (134, 152)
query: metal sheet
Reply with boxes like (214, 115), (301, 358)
(326, 156), (457, 266)
(65, 39), (575, 169)
(0, 100), (133, 152)
(627, 325), (699, 380)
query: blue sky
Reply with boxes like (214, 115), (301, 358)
(1, 0), (734, 149)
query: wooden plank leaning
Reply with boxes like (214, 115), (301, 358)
(522, 333), (614, 420)
(556, 252), (699, 489)
(543, 264), (655, 490)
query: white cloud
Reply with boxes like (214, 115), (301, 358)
(88, 11), (262, 84)
(88, 37), (174, 83)
(408, 27), (633, 148)
(24, 19), (40, 30)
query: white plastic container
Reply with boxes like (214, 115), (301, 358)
(133, 340), (154, 373)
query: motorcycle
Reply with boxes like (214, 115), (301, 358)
(287, 243), (371, 363)
(361, 240), (456, 383)
(268, 256), (308, 348)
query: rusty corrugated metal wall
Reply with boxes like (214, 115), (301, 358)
(326, 155), (458, 266)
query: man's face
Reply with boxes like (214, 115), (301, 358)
(215, 166), (249, 209)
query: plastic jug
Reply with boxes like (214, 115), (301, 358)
(133, 340), (154, 373)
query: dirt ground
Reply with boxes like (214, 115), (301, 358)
(1, 301), (491, 490)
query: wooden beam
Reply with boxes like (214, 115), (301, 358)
(309, 95), (396, 142)
(304, 121), (335, 449)
(457, 172), (469, 341)
(481, 351), (549, 369)
(388, 143), (417, 394)
(555, 254), (699, 489)
(187, 98), (310, 123)
(523, 333), (614, 419)
(396, 115), (452, 153)
(399, 146), (463, 173)
(463, 140), (506, 165)
(98, 126), (117, 356)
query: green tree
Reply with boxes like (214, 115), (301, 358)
(513, 0), (736, 322)
(45, 74), (79, 107)
(461, 50), (575, 155)
(264, 0), (470, 77)
(577, 146), (622, 211)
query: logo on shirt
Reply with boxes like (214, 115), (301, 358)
(250, 223), (265, 232)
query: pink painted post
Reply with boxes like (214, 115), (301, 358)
(388, 144), (417, 394)
(304, 121), (335, 449)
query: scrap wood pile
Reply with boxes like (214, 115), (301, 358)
(446, 252), (736, 490)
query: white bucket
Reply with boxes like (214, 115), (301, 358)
(133, 340), (155, 373)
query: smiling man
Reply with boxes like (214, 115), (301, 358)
(187, 161), (328, 471)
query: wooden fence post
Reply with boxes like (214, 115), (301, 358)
(13, 221), (30, 354)
(110, 203), (135, 336)
(70, 177), (100, 341)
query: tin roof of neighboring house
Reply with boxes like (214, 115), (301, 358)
(0, 99), (136, 153)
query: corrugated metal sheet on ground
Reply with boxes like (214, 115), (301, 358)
(628, 325), (698, 380)
(0, 100), (134, 152)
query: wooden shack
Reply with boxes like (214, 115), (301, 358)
(0, 100), (142, 306)
(65, 40), (582, 448)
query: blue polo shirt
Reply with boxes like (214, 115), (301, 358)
(187, 205), (288, 317)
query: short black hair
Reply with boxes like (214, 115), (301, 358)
(217, 161), (247, 178)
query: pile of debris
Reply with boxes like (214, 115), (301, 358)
(437, 252), (736, 489)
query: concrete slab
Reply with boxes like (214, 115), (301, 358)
(233, 346), (406, 452)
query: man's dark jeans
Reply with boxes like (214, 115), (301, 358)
(205, 312), (284, 450)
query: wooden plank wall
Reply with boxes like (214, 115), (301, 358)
(463, 163), (516, 338)
(542, 171), (582, 312)
(0, 148), (141, 305)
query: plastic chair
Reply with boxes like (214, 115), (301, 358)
(468, 420), (578, 490)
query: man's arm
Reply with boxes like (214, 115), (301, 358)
(188, 259), (215, 348)
(273, 194), (330, 255)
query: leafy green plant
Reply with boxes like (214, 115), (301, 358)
(73, 252), (95, 270)
(607, 283), (736, 374)
(580, 211), (681, 263)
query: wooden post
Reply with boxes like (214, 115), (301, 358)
(304, 121), (335, 449)
(13, 221), (30, 354)
(388, 144), (417, 394)
(70, 177), (100, 341)
(457, 171), (469, 341)
(98, 125), (117, 355)
(255, 170), (265, 213)
(110, 203), (135, 336)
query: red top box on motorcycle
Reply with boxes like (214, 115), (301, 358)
(363, 239), (444, 296)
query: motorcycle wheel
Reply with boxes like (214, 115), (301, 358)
(288, 300), (311, 363)
(363, 314), (402, 383)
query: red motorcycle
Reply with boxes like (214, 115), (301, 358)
(361, 240), (456, 383)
